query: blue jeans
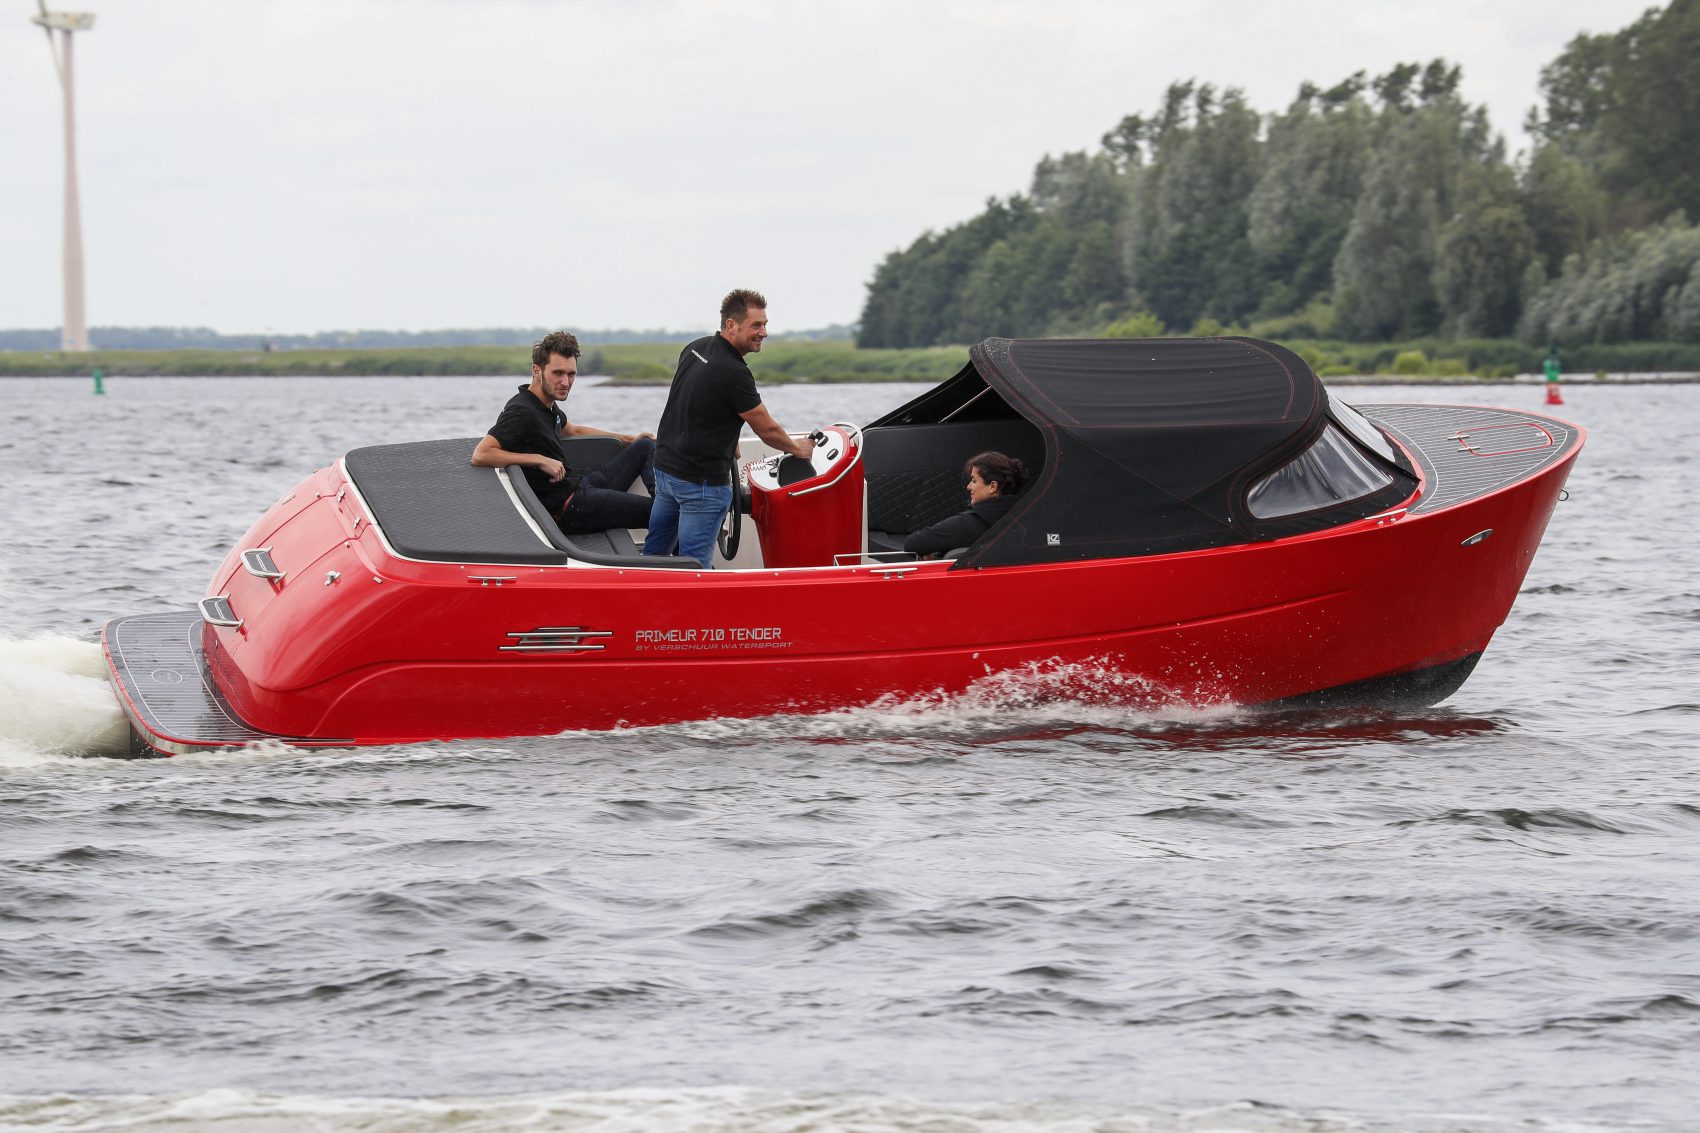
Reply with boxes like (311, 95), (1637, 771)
(643, 467), (730, 568)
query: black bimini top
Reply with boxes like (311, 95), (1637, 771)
(872, 336), (1413, 568)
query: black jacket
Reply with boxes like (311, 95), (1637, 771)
(904, 494), (1018, 556)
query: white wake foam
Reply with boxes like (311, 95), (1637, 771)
(0, 633), (132, 764)
(608, 654), (1242, 746)
(0, 646), (1239, 767)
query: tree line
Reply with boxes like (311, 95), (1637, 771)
(858, 0), (1700, 350)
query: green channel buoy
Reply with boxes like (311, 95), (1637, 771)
(1543, 346), (1563, 406)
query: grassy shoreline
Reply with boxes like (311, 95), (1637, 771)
(3, 339), (1697, 383)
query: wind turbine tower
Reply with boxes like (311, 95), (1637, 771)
(32, 2), (96, 353)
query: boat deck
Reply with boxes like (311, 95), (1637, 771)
(1360, 404), (1582, 513)
(103, 611), (323, 756)
(342, 437), (691, 568)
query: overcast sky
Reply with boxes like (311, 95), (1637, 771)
(0, 0), (1656, 336)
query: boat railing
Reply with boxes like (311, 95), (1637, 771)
(833, 550), (922, 567)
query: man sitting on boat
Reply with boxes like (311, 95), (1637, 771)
(642, 288), (816, 567)
(470, 331), (655, 535)
(905, 451), (1027, 558)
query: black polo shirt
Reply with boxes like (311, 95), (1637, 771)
(487, 384), (580, 514)
(654, 333), (763, 483)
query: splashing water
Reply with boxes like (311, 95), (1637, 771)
(0, 634), (132, 763)
(0, 640), (1237, 766)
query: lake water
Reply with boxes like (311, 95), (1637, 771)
(1, 374), (1696, 1133)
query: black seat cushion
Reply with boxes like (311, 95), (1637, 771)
(345, 438), (570, 565)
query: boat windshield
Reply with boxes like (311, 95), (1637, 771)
(1328, 393), (1399, 463)
(1247, 422), (1396, 519)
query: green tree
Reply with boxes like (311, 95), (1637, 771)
(1002, 223), (1077, 337)
(1530, 0), (1700, 226)
(1668, 258), (1700, 340)
(1520, 142), (1605, 274)
(951, 215), (1125, 340)
(956, 239), (1026, 339)
(857, 197), (1036, 347)
(1435, 164), (1536, 337)
(858, 7), (1694, 350)
(1060, 220), (1126, 315)
(1103, 309), (1165, 337)
(1518, 212), (1700, 343)
(1124, 83), (1263, 329)
(1334, 67), (1499, 339)
(1030, 150), (1127, 227)
(1247, 83), (1373, 315)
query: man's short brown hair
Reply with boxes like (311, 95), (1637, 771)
(719, 289), (767, 326)
(532, 331), (581, 368)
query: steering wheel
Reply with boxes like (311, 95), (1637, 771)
(718, 467), (745, 561)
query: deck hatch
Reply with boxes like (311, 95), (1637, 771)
(1452, 421), (1556, 456)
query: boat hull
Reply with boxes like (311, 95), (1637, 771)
(104, 422), (1576, 751)
(106, 602), (1495, 757)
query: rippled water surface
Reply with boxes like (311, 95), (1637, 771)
(1, 374), (1697, 1132)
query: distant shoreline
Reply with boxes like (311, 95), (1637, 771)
(3, 340), (1696, 385)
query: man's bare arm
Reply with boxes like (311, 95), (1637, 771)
(739, 404), (815, 459)
(470, 434), (565, 482)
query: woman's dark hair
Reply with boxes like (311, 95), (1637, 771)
(965, 451), (1028, 496)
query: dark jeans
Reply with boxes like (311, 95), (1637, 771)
(560, 438), (655, 534)
(582, 436), (656, 497)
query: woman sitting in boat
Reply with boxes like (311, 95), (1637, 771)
(905, 451), (1028, 558)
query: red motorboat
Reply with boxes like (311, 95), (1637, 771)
(103, 337), (1584, 755)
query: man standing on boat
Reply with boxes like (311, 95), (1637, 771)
(642, 289), (815, 567)
(471, 331), (655, 535)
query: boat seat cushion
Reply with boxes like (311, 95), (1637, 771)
(861, 419), (1044, 534)
(867, 467), (969, 535)
(867, 529), (909, 555)
(344, 438), (571, 566)
(560, 435), (631, 476)
(565, 527), (641, 558)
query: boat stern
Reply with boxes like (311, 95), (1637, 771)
(103, 610), (343, 757)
